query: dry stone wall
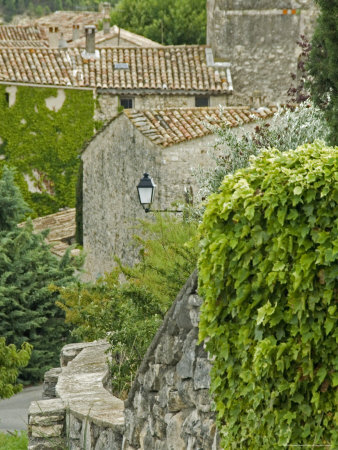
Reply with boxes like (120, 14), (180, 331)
(28, 272), (218, 449)
(123, 271), (219, 450)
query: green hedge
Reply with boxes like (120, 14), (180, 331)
(0, 86), (94, 217)
(198, 141), (338, 448)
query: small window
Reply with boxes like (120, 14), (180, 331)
(5, 93), (9, 105)
(120, 97), (134, 109)
(195, 96), (209, 107)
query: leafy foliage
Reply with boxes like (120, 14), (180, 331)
(194, 103), (329, 208)
(198, 142), (338, 448)
(0, 168), (80, 383)
(110, 0), (206, 45)
(0, 86), (94, 217)
(56, 214), (198, 396)
(307, 0), (338, 145)
(0, 338), (32, 399)
(0, 431), (28, 449)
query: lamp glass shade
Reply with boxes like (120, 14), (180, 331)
(137, 173), (156, 210)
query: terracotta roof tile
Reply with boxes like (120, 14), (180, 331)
(19, 208), (76, 258)
(125, 107), (277, 147)
(0, 46), (231, 93)
(0, 25), (48, 48)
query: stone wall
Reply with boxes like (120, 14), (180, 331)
(81, 113), (217, 279)
(82, 110), (264, 279)
(95, 93), (231, 122)
(28, 341), (124, 450)
(123, 271), (218, 449)
(207, 0), (318, 104)
(28, 272), (218, 450)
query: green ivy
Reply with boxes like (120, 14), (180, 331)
(198, 141), (338, 448)
(0, 86), (94, 217)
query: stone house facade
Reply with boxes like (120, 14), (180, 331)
(207, 0), (318, 105)
(81, 105), (276, 280)
(0, 44), (233, 122)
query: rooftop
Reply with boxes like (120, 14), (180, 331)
(30, 10), (105, 42)
(0, 25), (48, 48)
(19, 208), (76, 257)
(0, 46), (231, 93)
(69, 25), (162, 48)
(125, 106), (277, 147)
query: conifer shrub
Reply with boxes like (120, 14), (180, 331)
(198, 142), (338, 448)
(0, 167), (80, 383)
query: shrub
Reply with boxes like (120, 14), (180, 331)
(56, 214), (198, 396)
(198, 142), (337, 448)
(0, 167), (80, 383)
(0, 338), (32, 399)
(0, 431), (28, 450)
(194, 103), (329, 208)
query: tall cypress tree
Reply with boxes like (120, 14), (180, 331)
(307, 0), (338, 145)
(0, 167), (79, 383)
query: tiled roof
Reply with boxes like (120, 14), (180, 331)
(31, 10), (105, 42)
(0, 25), (45, 41)
(19, 208), (77, 257)
(125, 106), (277, 147)
(0, 39), (48, 48)
(0, 46), (231, 93)
(69, 25), (162, 48)
(0, 25), (48, 48)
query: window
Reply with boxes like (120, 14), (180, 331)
(195, 96), (209, 107)
(5, 93), (9, 105)
(120, 97), (134, 109)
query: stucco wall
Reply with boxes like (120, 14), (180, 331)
(207, 0), (317, 103)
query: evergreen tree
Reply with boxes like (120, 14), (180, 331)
(307, 0), (338, 145)
(0, 167), (80, 383)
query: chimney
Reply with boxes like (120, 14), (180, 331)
(48, 26), (59, 48)
(84, 25), (96, 54)
(102, 2), (111, 34)
(58, 32), (68, 50)
(72, 24), (80, 41)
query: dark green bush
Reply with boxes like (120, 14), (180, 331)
(198, 141), (337, 448)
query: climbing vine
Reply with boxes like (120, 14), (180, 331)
(0, 85), (94, 217)
(198, 141), (338, 448)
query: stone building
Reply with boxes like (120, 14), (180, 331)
(0, 39), (233, 121)
(81, 105), (276, 279)
(207, 0), (318, 104)
(69, 25), (162, 49)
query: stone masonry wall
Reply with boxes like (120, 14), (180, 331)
(28, 341), (124, 450)
(207, 0), (318, 104)
(95, 93), (231, 122)
(123, 271), (219, 450)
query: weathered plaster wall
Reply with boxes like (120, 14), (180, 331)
(123, 271), (218, 450)
(207, 0), (317, 103)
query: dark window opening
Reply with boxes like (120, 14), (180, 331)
(5, 93), (9, 105)
(120, 98), (134, 109)
(195, 96), (209, 107)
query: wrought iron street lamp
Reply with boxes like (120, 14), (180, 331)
(136, 173), (182, 213)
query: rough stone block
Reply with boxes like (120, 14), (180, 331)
(188, 294), (203, 308)
(68, 414), (82, 439)
(189, 307), (200, 327)
(29, 415), (64, 426)
(166, 411), (188, 450)
(143, 364), (162, 392)
(176, 329), (198, 379)
(168, 390), (188, 412)
(194, 358), (211, 390)
(31, 424), (64, 438)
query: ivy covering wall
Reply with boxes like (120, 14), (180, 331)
(0, 85), (94, 217)
(198, 142), (337, 448)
